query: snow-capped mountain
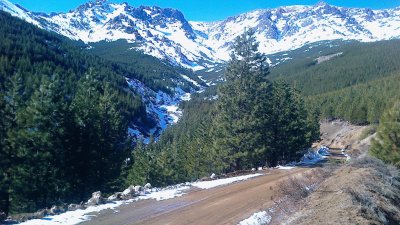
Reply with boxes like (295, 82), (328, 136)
(1, 0), (400, 70)
(193, 2), (400, 61)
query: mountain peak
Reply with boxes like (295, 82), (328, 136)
(1, 0), (400, 70)
(315, 1), (329, 7)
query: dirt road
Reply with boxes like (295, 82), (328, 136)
(82, 168), (310, 225)
(82, 121), (359, 225)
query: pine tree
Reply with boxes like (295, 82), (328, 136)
(370, 102), (400, 167)
(0, 73), (25, 214)
(213, 28), (271, 171)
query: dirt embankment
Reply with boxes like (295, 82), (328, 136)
(282, 121), (400, 225)
(283, 158), (400, 225)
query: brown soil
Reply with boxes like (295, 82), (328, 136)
(317, 120), (368, 149)
(282, 166), (373, 225)
(82, 168), (310, 225)
(281, 121), (400, 225)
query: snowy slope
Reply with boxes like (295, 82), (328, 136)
(1, 0), (400, 70)
(194, 2), (400, 61)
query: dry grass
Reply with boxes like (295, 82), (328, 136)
(345, 157), (400, 224)
(280, 156), (400, 225)
(269, 166), (337, 223)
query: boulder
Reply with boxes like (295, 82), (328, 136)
(49, 205), (65, 215)
(107, 192), (123, 201)
(86, 191), (104, 206)
(144, 183), (152, 189)
(33, 209), (48, 219)
(134, 185), (143, 193)
(121, 185), (137, 198)
(210, 173), (216, 179)
(258, 167), (263, 171)
(68, 203), (83, 211)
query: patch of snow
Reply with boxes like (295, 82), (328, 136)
(180, 93), (192, 101)
(298, 146), (330, 165)
(139, 186), (189, 201)
(126, 78), (193, 141)
(181, 74), (201, 87)
(277, 146), (330, 169)
(238, 211), (271, 225)
(276, 165), (296, 170)
(19, 186), (190, 225)
(191, 173), (262, 189)
(341, 149), (351, 161)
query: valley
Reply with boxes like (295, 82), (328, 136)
(0, 0), (400, 224)
(48, 121), (368, 225)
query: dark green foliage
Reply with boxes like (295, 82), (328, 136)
(126, 91), (222, 187)
(213, 29), (272, 170)
(87, 40), (206, 94)
(370, 102), (400, 167)
(266, 39), (400, 124)
(0, 11), (143, 214)
(270, 40), (400, 96)
(307, 73), (400, 124)
(126, 30), (320, 187)
(213, 29), (318, 168)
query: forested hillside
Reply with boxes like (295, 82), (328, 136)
(268, 39), (400, 124)
(126, 30), (320, 187)
(86, 40), (206, 94)
(0, 11), (151, 214)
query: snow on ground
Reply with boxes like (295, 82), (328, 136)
(191, 173), (262, 189)
(181, 74), (201, 87)
(19, 173), (265, 225)
(276, 165), (296, 170)
(19, 186), (190, 225)
(276, 146), (330, 169)
(238, 211), (272, 225)
(143, 186), (189, 201)
(341, 149), (351, 161)
(19, 201), (130, 225)
(298, 146), (330, 165)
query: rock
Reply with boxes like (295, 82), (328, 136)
(134, 185), (143, 193)
(49, 205), (65, 215)
(210, 173), (216, 179)
(86, 191), (104, 206)
(258, 167), (263, 171)
(0, 211), (6, 222)
(144, 183), (152, 189)
(251, 168), (256, 171)
(121, 185), (137, 198)
(68, 203), (83, 211)
(107, 192), (123, 201)
(33, 209), (48, 219)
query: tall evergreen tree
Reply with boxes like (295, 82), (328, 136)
(370, 102), (400, 167)
(213, 28), (271, 171)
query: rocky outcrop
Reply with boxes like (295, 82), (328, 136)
(68, 203), (85, 211)
(107, 192), (123, 201)
(86, 191), (104, 206)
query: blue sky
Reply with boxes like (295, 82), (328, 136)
(9, 0), (400, 21)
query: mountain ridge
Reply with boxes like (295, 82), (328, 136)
(1, 0), (400, 70)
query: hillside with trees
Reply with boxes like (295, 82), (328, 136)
(268, 39), (400, 124)
(126, 30), (319, 187)
(0, 11), (151, 215)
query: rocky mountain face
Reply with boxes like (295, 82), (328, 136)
(1, 0), (400, 70)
